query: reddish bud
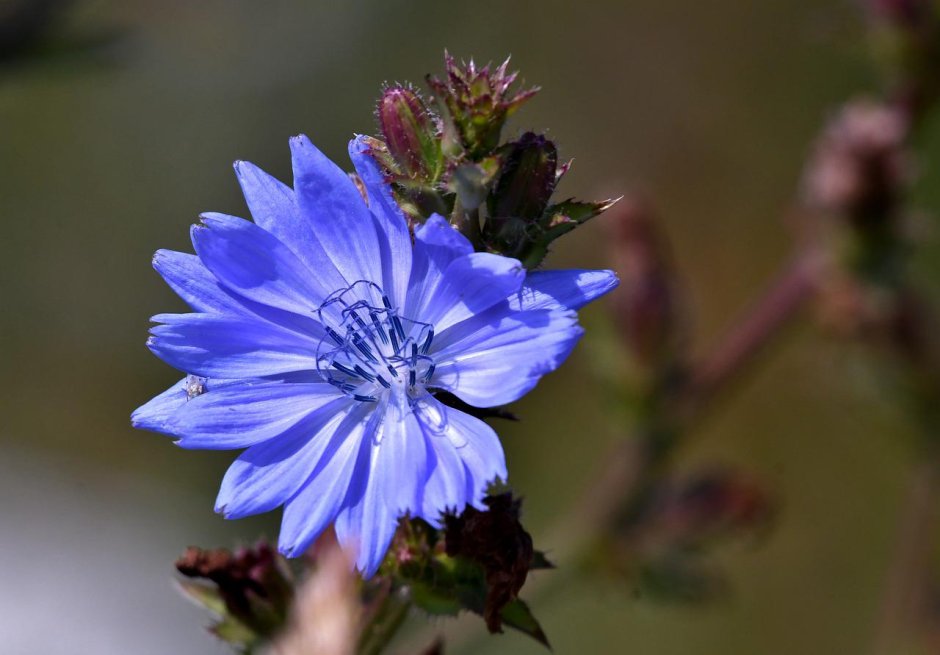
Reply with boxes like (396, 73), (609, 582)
(377, 85), (441, 180)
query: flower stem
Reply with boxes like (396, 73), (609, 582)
(357, 586), (412, 655)
(872, 446), (940, 654)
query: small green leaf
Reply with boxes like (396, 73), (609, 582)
(175, 580), (227, 616)
(499, 599), (550, 648)
(210, 616), (260, 650)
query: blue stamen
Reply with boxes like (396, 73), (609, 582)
(353, 365), (375, 382)
(411, 343), (418, 366)
(376, 375), (391, 389)
(392, 315), (406, 343)
(353, 394), (377, 403)
(332, 362), (360, 379)
(409, 370), (416, 387)
(352, 312), (370, 332)
(387, 364), (399, 378)
(326, 327), (344, 345)
(352, 335), (378, 363)
(370, 312), (389, 344)
(424, 363), (436, 382)
(421, 328), (434, 354)
(389, 327), (400, 352)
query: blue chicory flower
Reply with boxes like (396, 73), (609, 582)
(132, 135), (618, 576)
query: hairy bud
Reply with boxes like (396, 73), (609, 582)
(427, 52), (538, 158)
(377, 85), (441, 180)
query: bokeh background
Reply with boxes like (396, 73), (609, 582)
(3, 1), (939, 653)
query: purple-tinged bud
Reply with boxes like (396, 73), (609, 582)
(489, 132), (558, 223)
(427, 52), (539, 158)
(377, 85), (442, 180)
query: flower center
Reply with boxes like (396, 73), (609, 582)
(315, 281), (435, 404)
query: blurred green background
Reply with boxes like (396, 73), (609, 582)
(2, 0), (937, 653)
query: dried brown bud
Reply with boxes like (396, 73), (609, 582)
(443, 494), (534, 634)
(176, 541), (294, 642)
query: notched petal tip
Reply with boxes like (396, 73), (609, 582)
(289, 134), (312, 149)
(151, 249), (169, 270)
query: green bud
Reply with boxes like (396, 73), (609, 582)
(427, 52), (539, 158)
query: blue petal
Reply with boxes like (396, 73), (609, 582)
(153, 249), (324, 335)
(421, 251), (525, 332)
(348, 136), (412, 308)
(278, 405), (381, 558)
(334, 473), (399, 577)
(216, 396), (355, 518)
(431, 307), (584, 407)
(152, 250), (247, 315)
(416, 396), (506, 514)
(404, 214), (472, 317)
(192, 213), (332, 314)
(417, 430), (467, 526)
(132, 377), (244, 433)
(148, 313), (321, 378)
(131, 377), (189, 432)
(412, 399), (470, 524)
(166, 380), (345, 449)
(233, 160), (295, 229)
(512, 269), (619, 312)
(233, 160), (349, 293)
(290, 135), (383, 286)
(372, 390), (429, 515)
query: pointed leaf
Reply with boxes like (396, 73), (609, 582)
(499, 599), (550, 648)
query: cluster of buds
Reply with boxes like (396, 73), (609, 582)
(175, 541), (295, 650)
(364, 54), (616, 267)
(599, 468), (774, 603)
(380, 494), (551, 647)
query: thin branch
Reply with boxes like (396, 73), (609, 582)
(873, 448), (940, 654)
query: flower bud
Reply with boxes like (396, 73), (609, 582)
(377, 85), (441, 180)
(489, 132), (558, 223)
(175, 541), (294, 647)
(427, 52), (538, 158)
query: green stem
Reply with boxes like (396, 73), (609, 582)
(357, 587), (412, 655)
